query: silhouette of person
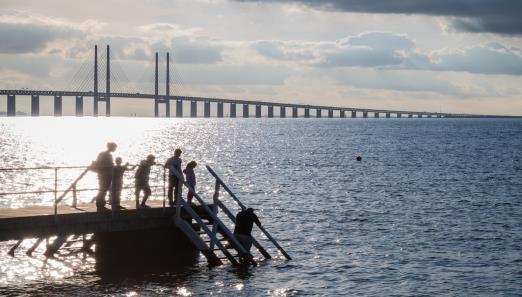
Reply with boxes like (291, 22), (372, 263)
(164, 148), (182, 206)
(183, 161), (197, 204)
(92, 142), (117, 211)
(135, 154), (155, 209)
(233, 208), (260, 252)
(110, 157), (135, 209)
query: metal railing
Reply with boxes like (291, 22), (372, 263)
(0, 164), (166, 218)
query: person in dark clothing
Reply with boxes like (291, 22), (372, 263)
(183, 161), (197, 204)
(135, 154), (155, 209)
(110, 157), (135, 209)
(164, 148), (182, 207)
(233, 208), (261, 252)
(92, 142), (117, 211)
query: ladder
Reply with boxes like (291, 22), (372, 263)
(170, 165), (291, 267)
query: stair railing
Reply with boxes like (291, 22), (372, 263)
(206, 165), (292, 260)
(171, 169), (257, 266)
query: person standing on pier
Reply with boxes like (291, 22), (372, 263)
(135, 154), (155, 209)
(183, 161), (197, 205)
(110, 157), (135, 209)
(164, 148), (183, 206)
(92, 142), (117, 211)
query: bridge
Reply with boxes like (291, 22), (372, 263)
(1, 45), (519, 119)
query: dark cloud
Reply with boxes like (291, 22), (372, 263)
(0, 22), (84, 53)
(237, 0), (522, 35)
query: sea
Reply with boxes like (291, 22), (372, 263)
(0, 117), (521, 296)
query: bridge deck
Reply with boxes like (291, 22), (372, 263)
(0, 199), (209, 242)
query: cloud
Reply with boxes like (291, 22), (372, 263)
(251, 32), (522, 75)
(427, 43), (522, 75)
(236, 0), (522, 35)
(0, 20), (85, 54)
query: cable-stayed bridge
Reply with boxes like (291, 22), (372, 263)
(1, 45), (518, 118)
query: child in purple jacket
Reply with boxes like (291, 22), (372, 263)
(183, 161), (197, 204)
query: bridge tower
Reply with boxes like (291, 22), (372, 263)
(105, 45), (110, 116)
(165, 52), (170, 117)
(93, 45), (98, 116)
(154, 52), (159, 117)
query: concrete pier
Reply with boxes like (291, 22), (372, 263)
(256, 104), (261, 118)
(280, 106), (286, 118)
(31, 95), (39, 116)
(316, 109), (321, 118)
(397, 113), (402, 118)
(230, 103), (236, 118)
(176, 100), (183, 117)
(304, 108), (310, 118)
(374, 112), (379, 118)
(204, 101), (210, 118)
(217, 102), (224, 118)
(363, 111), (368, 118)
(351, 111), (356, 118)
(417, 114), (422, 118)
(328, 110), (333, 118)
(190, 101), (197, 117)
(408, 114), (413, 118)
(7, 95), (15, 116)
(268, 106), (274, 118)
(54, 95), (62, 116)
(292, 107), (298, 118)
(340, 110), (345, 118)
(386, 113), (391, 118)
(75, 96), (83, 116)
(242, 104), (249, 118)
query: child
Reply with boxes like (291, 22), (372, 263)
(110, 157), (134, 209)
(135, 154), (155, 209)
(183, 161), (197, 204)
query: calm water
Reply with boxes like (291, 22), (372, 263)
(0, 118), (521, 296)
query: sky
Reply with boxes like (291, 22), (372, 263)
(1, 0), (522, 116)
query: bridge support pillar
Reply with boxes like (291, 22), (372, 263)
(54, 95), (62, 116)
(304, 108), (310, 118)
(268, 106), (274, 118)
(340, 110), (345, 118)
(176, 100), (183, 117)
(255, 105), (261, 118)
(363, 111), (368, 118)
(75, 96), (83, 116)
(351, 111), (356, 118)
(316, 109), (321, 118)
(204, 101), (211, 118)
(418, 114), (423, 118)
(292, 107), (298, 118)
(165, 100), (170, 118)
(217, 102), (223, 117)
(31, 95), (39, 116)
(408, 114), (413, 118)
(428, 114), (432, 118)
(7, 95), (15, 116)
(374, 112), (379, 118)
(230, 103), (236, 118)
(386, 113), (390, 118)
(190, 101), (197, 117)
(280, 106), (286, 118)
(243, 104), (249, 118)
(397, 113), (402, 118)
(328, 110), (333, 118)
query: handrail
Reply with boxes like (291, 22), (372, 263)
(170, 169), (257, 266)
(55, 167), (90, 205)
(206, 165), (292, 260)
